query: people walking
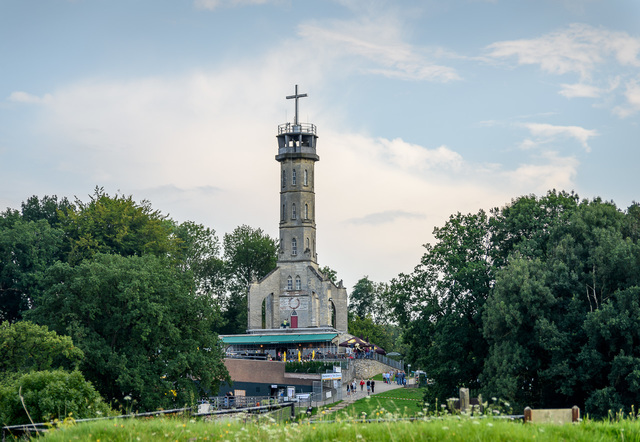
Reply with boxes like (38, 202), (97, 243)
(371, 379), (375, 394)
(360, 379), (365, 391)
(366, 380), (371, 395)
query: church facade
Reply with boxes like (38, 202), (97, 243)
(247, 86), (348, 333)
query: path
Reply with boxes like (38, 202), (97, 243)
(322, 379), (413, 415)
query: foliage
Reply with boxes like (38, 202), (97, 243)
(285, 361), (341, 373)
(61, 187), (180, 265)
(319, 266), (338, 285)
(347, 315), (398, 354)
(173, 220), (226, 299)
(389, 190), (640, 418)
(0, 321), (84, 374)
(388, 210), (491, 400)
(27, 253), (229, 411)
(0, 369), (111, 425)
(37, 410), (640, 441)
(220, 225), (278, 334)
(0, 215), (64, 322)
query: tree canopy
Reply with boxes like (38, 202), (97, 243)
(389, 191), (640, 417)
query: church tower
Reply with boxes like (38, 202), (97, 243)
(277, 85), (318, 265)
(247, 85), (348, 333)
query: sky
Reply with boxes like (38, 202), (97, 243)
(1, 0), (639, 289)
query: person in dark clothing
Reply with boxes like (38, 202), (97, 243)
(371, 380), (375, 393)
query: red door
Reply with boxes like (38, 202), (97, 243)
(290, 312), (298, 328)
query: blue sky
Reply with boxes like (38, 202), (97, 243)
(1, 0), (639, 288)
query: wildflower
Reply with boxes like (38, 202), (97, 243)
(124, 395), (132, 401)
(442, 426), (449, 430)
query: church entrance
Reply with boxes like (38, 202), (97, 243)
(290, 310), (298, 328)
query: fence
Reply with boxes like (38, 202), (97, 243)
(1, 400), (295, 441)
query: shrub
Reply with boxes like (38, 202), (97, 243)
(0, 369), (112, 426)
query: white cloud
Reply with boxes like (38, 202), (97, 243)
(614, 78), (640, 117)
(503, 151), (579, 192)
(486, 23), (640, 78)
(193, 0), (270, 11)
(298, 20), (460, 82)
(7, 91), (53, 104)
(522, 122), (597, 152)
(559, 83), (602, 98)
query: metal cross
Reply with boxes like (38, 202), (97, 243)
(286, 84), (307, 126)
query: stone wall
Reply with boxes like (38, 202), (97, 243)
(352, 359), (397, 380)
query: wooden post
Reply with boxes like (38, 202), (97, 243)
(572, 406), (580, 422)
(524, 407), (532, 423)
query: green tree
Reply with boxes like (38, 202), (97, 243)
(388, 211), (492, 400)
(61, 187), (179, 265)
(221, 225), (278, 334)
(0, 215), (63, 322)
(174, 221), (226, 300)
(0, 369), (111, 425)
(27, 253), (229, 411)
(0, 321), (84, 374)
(319, 266), (338, 285)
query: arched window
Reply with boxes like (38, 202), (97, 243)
(305, 204), (309, 219)
(287, 276), (293, 290)
(304, 169), (308, 186)
(292, 238), (297, 255)
(292, 203), (297, 220)
(282, 170), (286, 188)
(295, 275), (301, 290)
(292, 169), (297, 185)
(306, 237), (309, 250)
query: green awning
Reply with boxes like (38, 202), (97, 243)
(220, 333), (337, 345)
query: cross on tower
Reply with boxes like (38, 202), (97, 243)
(286, 84), (307, 126)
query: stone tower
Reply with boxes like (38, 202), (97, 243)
(247, 85), (348, 333)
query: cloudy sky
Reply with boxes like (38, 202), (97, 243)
(1, 0), (639, 288)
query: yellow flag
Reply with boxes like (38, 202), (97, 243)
(298, 350), (301, 362)
(283, 351), (286, 362)
(312, 350), (315, 360)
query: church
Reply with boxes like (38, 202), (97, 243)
(220, 86), (348, 362)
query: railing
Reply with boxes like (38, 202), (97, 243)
(278, 122), (317, 135)
(372, 353), (404, 370)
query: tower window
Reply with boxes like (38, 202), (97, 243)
(292, 203), (296, 220)
(282, 204), (285, 221)
(295, 275), (301, 290)
(305, 204), (309, 219)
(292, 238), (297, 255)
(292, 169), (297, 186)
(306, 237), (309, 250)
(282, 170), (286, 188)
(304, 169), (308, 186)
(287, 276), (293, 290)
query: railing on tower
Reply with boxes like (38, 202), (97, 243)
(278, 122), (317, 135)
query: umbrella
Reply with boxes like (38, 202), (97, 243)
(370, 344), (387, 355)
(339, 337), (371, 348)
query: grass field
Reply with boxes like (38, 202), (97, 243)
(336, 387), (424, 418)
(32, 414), (640, 441)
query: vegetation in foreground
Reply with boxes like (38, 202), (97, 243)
(27, 414), (639, 441)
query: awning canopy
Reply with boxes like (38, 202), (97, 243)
(220, 333), (338, 346)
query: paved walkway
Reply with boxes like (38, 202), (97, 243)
(322, 380), (412, 415)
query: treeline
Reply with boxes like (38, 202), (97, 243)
(386, 190), (640, 417)
(0, 188), (278, 424)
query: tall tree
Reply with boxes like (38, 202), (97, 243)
(388, 210), (492, 400)
(221, 225), (278, 334)
(61, 187), (179, 265)
(0, 215), (63, 322)
(28, 253), (229, 411)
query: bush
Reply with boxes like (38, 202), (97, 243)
(0, 369), (112, 426)
(285, 361), (340, 373)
